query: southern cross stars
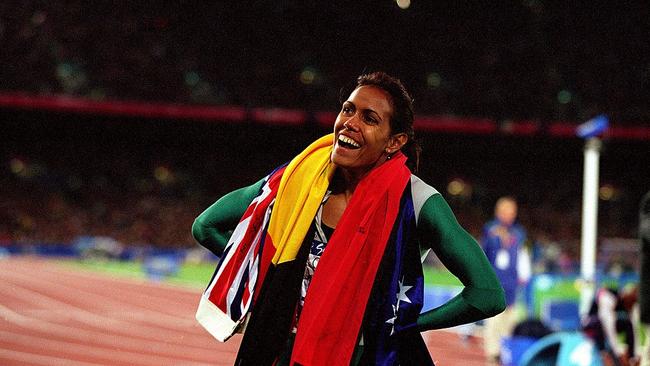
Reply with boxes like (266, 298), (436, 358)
(396, 277), (413, 305)
(386, 304), (398, 335)
(385, 277), (414, 336)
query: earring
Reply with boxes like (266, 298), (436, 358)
(386, 149), (392, 159)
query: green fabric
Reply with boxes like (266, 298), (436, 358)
(192, 178), (264, 256)
(416, 194), (506, 331)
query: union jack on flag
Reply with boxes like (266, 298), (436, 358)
(195, 166), (285, 342)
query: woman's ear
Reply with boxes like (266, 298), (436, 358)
(386, 133), (408, 154)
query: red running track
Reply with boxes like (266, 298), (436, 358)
(0, 257), (486, 366)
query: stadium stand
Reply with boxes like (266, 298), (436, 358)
(2, 2), (648, 275)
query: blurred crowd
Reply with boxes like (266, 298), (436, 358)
(2, 2), (648, 275)
(1, 1), (650, 124)
(0, 156), (203, 249)
(1, 111), (317, 250)
(2, 108), (647, 277)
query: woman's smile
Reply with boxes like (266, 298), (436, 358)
(330, 85), (394, 177)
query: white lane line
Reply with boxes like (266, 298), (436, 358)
(0, 270), (196, 329)
(0, 258), (234, 365)
(0, 283), (214, 348)
(0, 347), (106, 366)
(37, 263), (201, 305)
(0, 266), (196, 314)
(0, 258), (204, 324)
(0, 330), (215, 366)
(0, 303), (220, 359)
(4, 257), (202, 294)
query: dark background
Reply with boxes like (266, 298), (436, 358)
(2, 1), (650, 123)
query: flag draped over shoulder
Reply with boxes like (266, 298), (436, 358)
(196, 134), (432, 365)
(195, 134), (335, 342)
(290, 150), (413, 365)
(360, 188), (434, 366)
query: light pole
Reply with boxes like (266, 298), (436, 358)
(576, 115), (609, 316)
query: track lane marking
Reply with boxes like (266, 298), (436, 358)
(0, 277), (212, 348)
(0, 330), (216, 366)
(0, 347), (107, 366)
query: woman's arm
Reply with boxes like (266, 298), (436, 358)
(192, 179), (265, 256)
(416, 194), (506, 331)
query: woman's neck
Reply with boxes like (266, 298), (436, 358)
(322, 170), (358, 229)
(331, 168), (363, 196)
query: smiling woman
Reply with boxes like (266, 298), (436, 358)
(192, 71), (506, 366)
(331, 85), (405, 179)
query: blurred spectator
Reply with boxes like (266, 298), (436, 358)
(581, 285), (640, 366)
(480, 196), (531, 363)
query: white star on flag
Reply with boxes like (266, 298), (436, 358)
(396, 277), (413, 305)
(385, 304), (397, 336)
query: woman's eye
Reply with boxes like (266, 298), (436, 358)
(364, 114), (377, 124)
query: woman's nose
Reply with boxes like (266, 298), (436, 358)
(343, 116), (360, 131)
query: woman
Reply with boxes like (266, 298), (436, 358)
(193, 72), (505, 366)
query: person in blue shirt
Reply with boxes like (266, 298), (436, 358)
(481, 196), (531, 363)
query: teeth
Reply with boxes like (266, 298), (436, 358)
(338, 135), (360, 148)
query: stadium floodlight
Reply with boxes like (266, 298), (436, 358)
(577, 115), (609, 316)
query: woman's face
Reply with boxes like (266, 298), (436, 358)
(331, 85), (404, 176)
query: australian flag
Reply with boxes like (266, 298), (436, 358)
(362, 186), (435, 366)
